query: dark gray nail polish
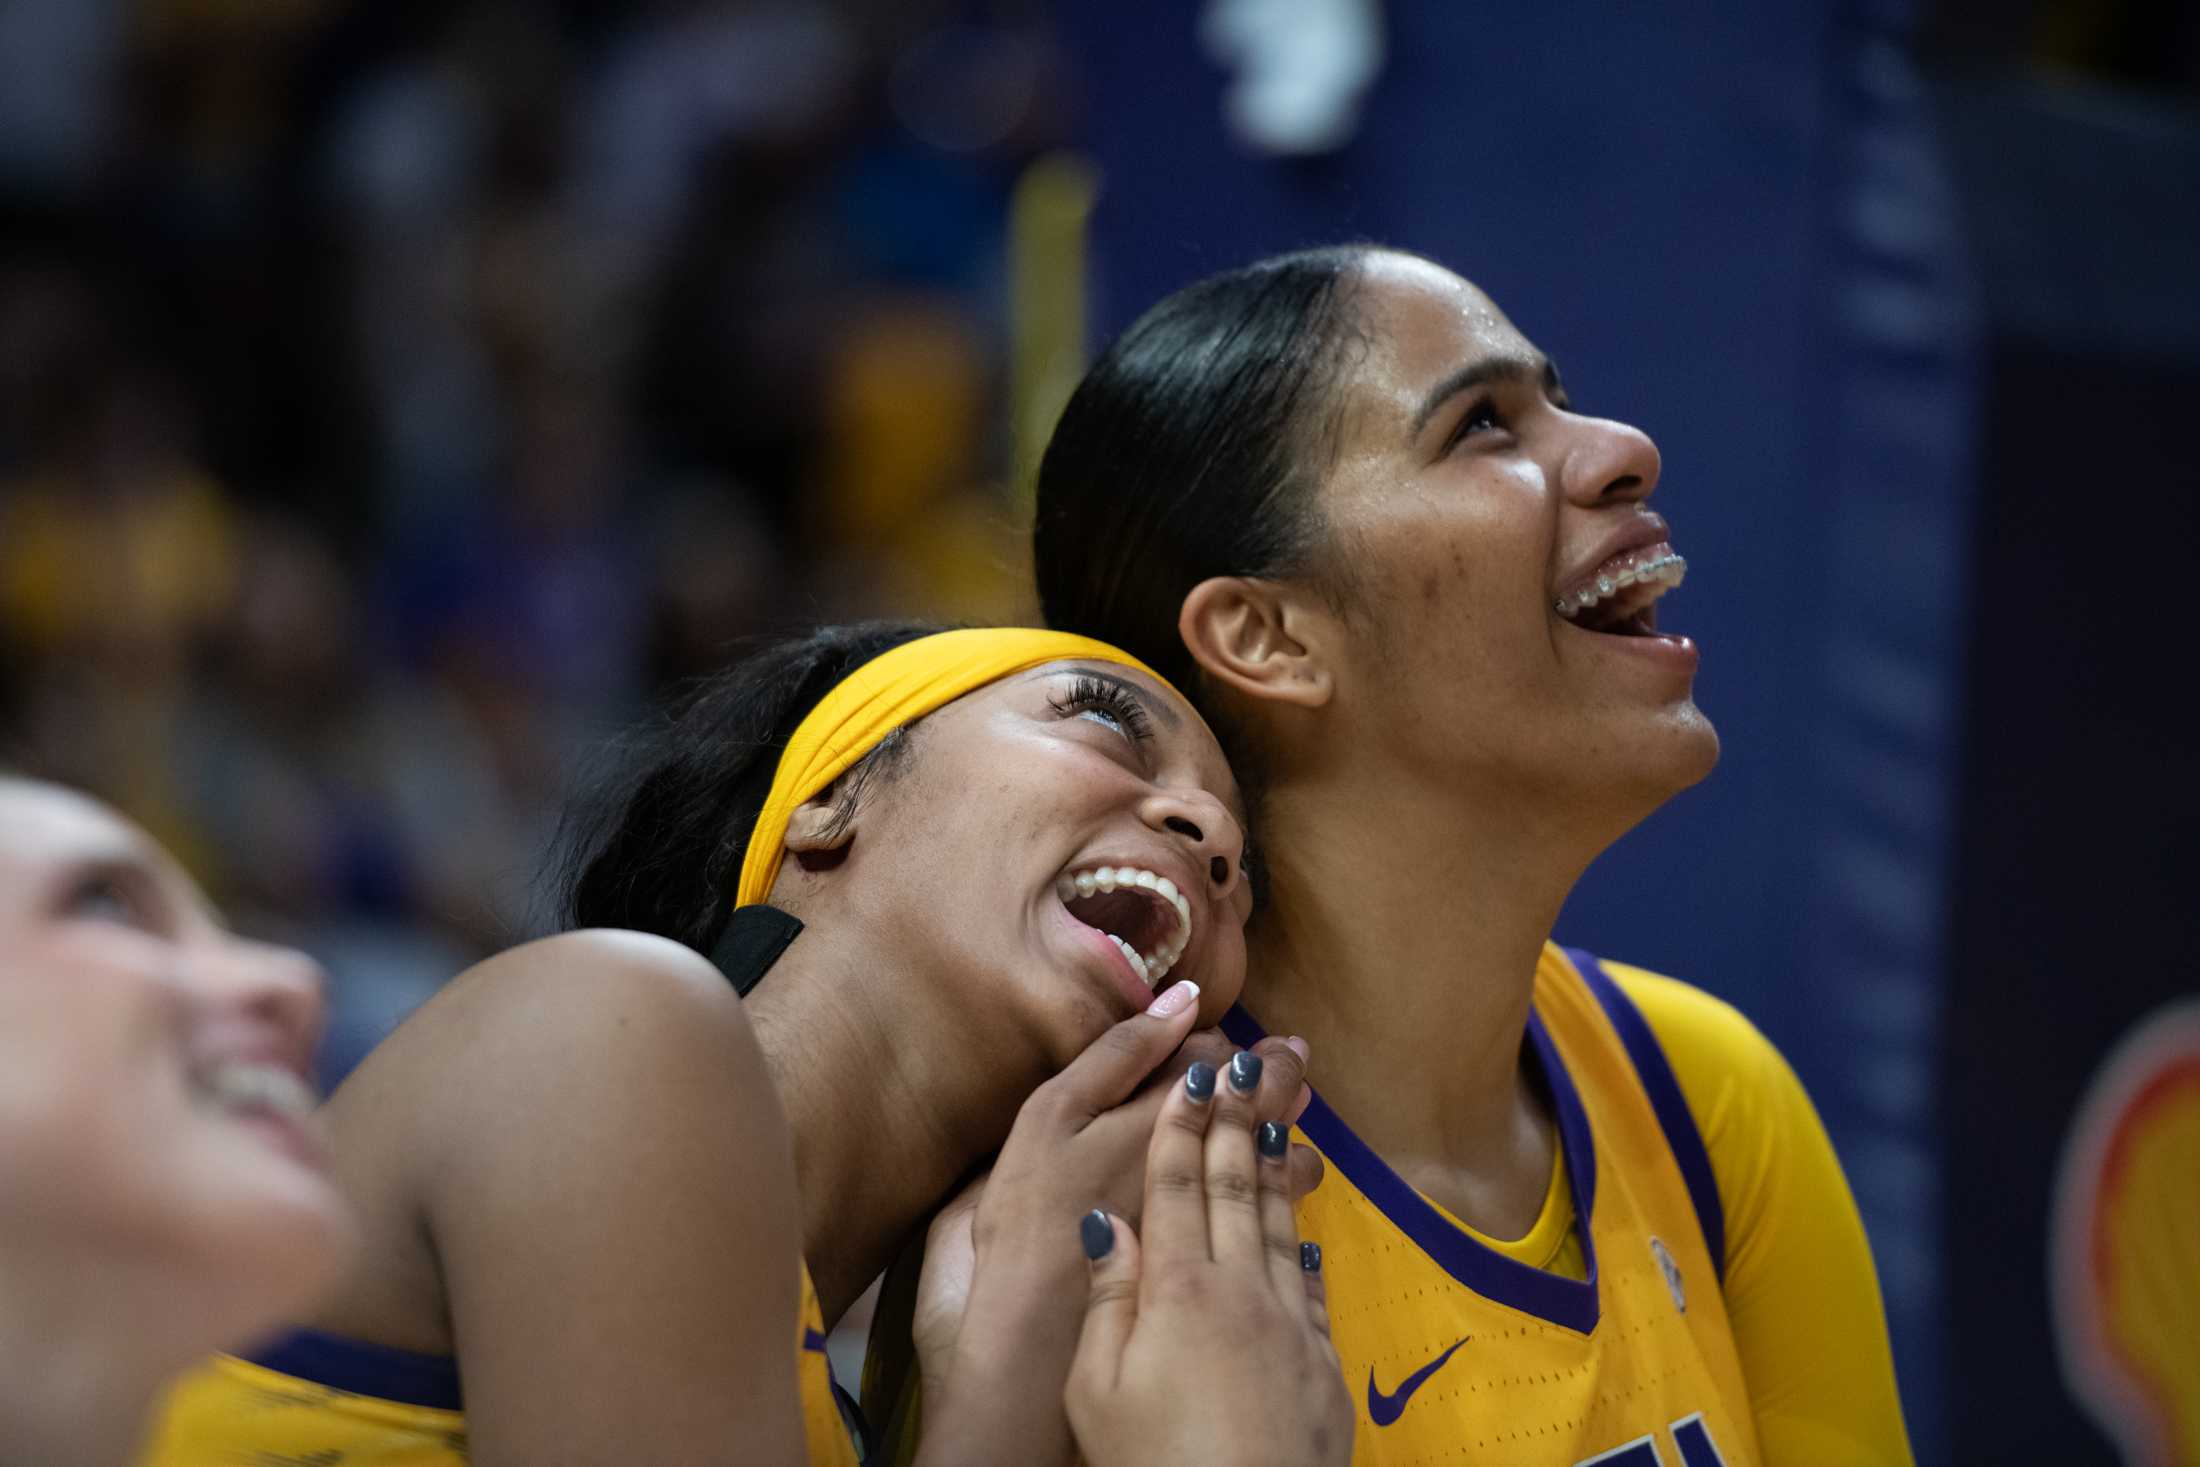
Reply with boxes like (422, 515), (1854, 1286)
(1081, 1209), (1114, 1261)
(1301, 1241), (1322, 1273)
(1185, 1061), (1217, 1102)
(1228, 1050), (1263, 1093)
(1259, 1121), (1288, 1158)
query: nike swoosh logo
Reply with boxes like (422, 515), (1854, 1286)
(1366, 1336), (1469, 1427)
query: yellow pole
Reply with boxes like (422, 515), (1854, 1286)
(1008, 152), (1100, 522)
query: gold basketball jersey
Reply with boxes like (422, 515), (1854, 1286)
(1219, 945), (1760, 1466)
(140, 1260), (859, 1465)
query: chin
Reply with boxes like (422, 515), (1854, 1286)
(191, 1180), (357, 1324)
(1602, 703), (1720, 817)
(1665, 702), (1721, 789)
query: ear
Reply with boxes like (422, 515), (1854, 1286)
(784, 788), (858, 860)
(1178, 576), (1334, 710)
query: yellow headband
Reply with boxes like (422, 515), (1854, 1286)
(735, 628), (1173, 907)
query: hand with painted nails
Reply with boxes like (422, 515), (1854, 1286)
(908, 989), (1320, 1467)
(1065, 1049), (1352, 1467)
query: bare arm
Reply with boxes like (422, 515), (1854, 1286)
(417, 930), (808, 1466)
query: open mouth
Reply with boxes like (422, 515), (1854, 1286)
(1055, 865), (1193, 990)
(1555, 543), (1686, 637)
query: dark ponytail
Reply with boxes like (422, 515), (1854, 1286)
(1033, 245), (1375, 694)
(551, 620), (943, 954)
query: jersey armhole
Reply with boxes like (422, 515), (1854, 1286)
(1565, 947), (1729, 1282)
(245, 1328), (465, 1412)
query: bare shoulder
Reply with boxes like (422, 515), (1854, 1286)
(446, 926), (752, 1019)
(382, 928), (758, 1066)
(313, 929), (788, 1351)
(331, 928), (782, 1182)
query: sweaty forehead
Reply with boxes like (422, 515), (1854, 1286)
(1336, 253), (1536, 426)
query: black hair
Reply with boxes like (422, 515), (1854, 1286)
(1032, 245), (1378, 695)
(552, 620), (944, 955)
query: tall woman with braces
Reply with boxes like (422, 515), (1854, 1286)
(1031, 247), (1914, 1465)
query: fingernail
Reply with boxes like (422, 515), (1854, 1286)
(1258, 1121), (1288, 1158)
(1228, 1050), (1263, 1093)
(1284, 1034), (1311, 1065)
(1185, 1061), (1217, 1103)
(1081, 1209), (1114, 1261)
(1301, 1241), (1322, 1274)
(1146, 980), (1199, 1017)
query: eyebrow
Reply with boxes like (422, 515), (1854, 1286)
(1409, 352), (1566, 439)
(1024, 663), (1182, 729)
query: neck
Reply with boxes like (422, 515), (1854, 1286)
(1240, 758), (1616, 1225)
(0, 1245), (206, 1466)
(746, 918), (1037, 1326)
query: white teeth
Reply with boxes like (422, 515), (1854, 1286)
(198, 1063), (316, 1121)
(1107, 933), (1153, 987)
(1059, 863), (1197, 984)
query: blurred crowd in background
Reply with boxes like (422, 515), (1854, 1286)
(0, 0), (1060, 1072)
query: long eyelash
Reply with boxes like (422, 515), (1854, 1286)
(1050, 675), (1156, 744)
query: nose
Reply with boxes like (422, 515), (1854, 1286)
(1562, 413), (1661, 508)
(1143, 789), (1246, 901)
(183, 936), (330, 1070)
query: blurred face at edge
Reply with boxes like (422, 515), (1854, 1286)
(0, 779), (353, 1332)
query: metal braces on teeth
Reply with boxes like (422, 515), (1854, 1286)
(1555, 551), (1687, 618)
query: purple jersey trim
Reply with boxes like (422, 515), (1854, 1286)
(1566, 948), (1729, 1283)
(1220, 1002), (1604, 1335)
(246, 1326), (464, 1412)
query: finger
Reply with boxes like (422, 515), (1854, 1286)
(924, 1168), (988, 1246)
(1134, 1025), (1235, 1095)
(1139, 1057), (1219, 1263)
(1299, 1239), (1334, 1342)
(1069, 1209), (1141, 1388)
(1256, 1119), (1307, 1303)
(1043, 981), (1204, 1122)
(1245, 1034), (1312, 1127)
(1202, 1049), (1268, 1266)
(1285, 1140), (1325, 1203)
